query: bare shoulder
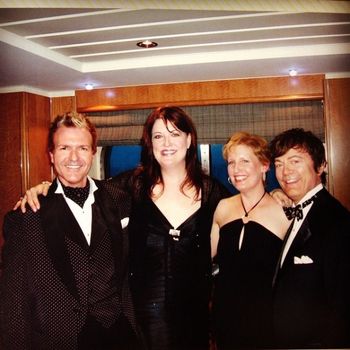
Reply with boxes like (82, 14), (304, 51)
(214, 194), (241, 226)
(216, 195), (239, 211)
(260, 194), (290, 238)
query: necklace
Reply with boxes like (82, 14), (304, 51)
(240, 191), (266, 224)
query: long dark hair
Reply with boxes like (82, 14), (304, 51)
(134, 106), (203, 200)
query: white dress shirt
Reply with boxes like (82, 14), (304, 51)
(280, 183), (323, 266)
(55, 176), (98, 245)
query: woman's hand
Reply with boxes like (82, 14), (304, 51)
(13, 181), (52, 213)
(270, 188), (293, 207)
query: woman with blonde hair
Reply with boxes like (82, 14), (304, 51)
(211, 131), (290, 349)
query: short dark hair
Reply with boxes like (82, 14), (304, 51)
(269, 128), (327, 184)
(48, 112), (97, 154)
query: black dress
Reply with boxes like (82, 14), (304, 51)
(131, 200), (207, 350)
(213, 219), (282, 349)
(116, 172), (230, 350)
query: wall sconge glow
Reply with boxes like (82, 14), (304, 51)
(289, 69), (298, 77)
(85, 83), (94, 90)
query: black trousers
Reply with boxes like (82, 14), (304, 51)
(78, 313), (143, 350)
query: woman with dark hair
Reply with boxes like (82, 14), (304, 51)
(112, 106), (229, 350)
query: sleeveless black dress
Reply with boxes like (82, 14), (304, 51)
(130, 200), (209, 350)
(111, 171), (230, 350)
(213, 219), (282, 349)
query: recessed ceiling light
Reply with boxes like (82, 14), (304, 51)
(85, 83), (94, 90)
(289, 69), (298, 77)
(137, 40), (158, 48)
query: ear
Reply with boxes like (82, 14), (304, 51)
(261, 162), (269, 174)
(186, 133), (191, 149)
(317, 161), (327, 176)
(49, 152), (54, 164)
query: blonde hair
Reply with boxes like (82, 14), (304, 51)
(48, 112), (97, 154)
(223, 131), (270, 166)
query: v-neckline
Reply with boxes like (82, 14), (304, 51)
(149, 199), (201, 230)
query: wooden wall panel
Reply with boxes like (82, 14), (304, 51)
(51, 96), (76, 120)
(76, 75), (324, 112)
(24, 93), (52, 190)
(324, 78), (350, 210)
(0, 93), (22, 248)
(0, 92), (51, 249)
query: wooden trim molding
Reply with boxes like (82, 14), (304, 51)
(51, 96), (76, 120)
(76, 75), (325, 112)
(324, 78), (350, 210)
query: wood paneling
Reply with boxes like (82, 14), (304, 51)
(76, 75), (324, 112)
(0, 92), (51, 249)
(51, 96), (76, 120)
(24, 93), (52, 189)
(0, 93), (22, 247)
(324, 78), (350, 210)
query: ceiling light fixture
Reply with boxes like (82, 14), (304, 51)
(85, 83), (94, 90)
(289, 69), (298, 77)
(137, 40), (158, 48)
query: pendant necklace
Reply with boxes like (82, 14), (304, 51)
(238, 191), (266, 250)
(240, 190), (266, 224)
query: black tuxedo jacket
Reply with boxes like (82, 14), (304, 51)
(0, 179), (138, 350)
(273, 188), (350, 348)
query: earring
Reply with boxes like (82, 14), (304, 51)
(262, 172), (266, 182)
(228, 177), (232, 185)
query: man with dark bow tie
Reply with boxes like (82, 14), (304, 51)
(0, 113), (142, 349)
(270, 128), (350, 348)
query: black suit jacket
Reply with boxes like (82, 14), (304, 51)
(273, 188), (350, 348)
(0, 179), (137, 350)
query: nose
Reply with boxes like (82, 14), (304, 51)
(282, 162), (293, 176)
(69, 149), (78, 161)
(163, 135), (171, 147)
(233, 162), (242, 173)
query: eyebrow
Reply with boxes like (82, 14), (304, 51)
(275, 155), (303, 162)
(152, 129), (178, 135)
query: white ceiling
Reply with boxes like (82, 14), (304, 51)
(0, 1), (350, 96)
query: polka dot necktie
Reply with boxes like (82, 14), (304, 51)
(283, 194), (317, 221)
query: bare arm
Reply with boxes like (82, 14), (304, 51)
(210, 208), (221, 259)
(13, 181), (51, 213)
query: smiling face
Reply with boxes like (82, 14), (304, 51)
(49, 126), (94, 188)
(274, 147), (324, 203)
(227, 144), (268, 193)
(151, 118), (191, 169)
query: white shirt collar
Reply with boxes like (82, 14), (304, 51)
(55, 176), (98, 195)
(295, 183), (323, 206)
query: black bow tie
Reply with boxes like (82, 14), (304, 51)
(283, 195), (317, 221)
(61, 182), (90, 208)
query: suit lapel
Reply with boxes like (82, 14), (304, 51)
(274, 191), (325, 284)
(93, 183), (124, 276)
(40, 182), (82, 300)
(283, 220), (313, 266)
(282, 189), (327, 265)
(272, 219), (294, 287)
